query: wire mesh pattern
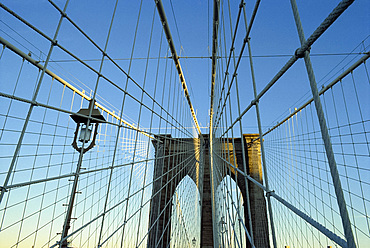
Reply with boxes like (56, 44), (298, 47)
(0, 0), (369, 248)
(210, 0), (369, 247)
(264, 57), (370, 246)
(0, 1), (199, 247)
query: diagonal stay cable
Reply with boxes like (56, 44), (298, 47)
(262, 52), (369, 139)
(213, 0), (261, 130)
(0, 3), (193, 138)
(154, 0), (201, 134)
(220, 0), (356, 138)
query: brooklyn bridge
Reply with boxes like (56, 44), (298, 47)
(0, 0), (369, 247)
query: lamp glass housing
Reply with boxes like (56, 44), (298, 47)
(79, 124), (92, 143)
(219, 217), (227, 233)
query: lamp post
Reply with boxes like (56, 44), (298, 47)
(219, 217), (227, 248)
(192, 237), (196, 247)
(59, 100), (105, 248)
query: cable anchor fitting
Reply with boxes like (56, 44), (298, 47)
(251, 99), (259, 106)
(0, 186), (8, 192)
(265, 190), (275, 197)
(295, 46), (311, 59)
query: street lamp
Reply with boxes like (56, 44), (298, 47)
(60, 100), (105, 248)
(70, 100), (105, 153)
(219, 217), (227, 248)
(219, 216), (227, 233)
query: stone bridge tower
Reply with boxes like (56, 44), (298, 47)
(147, 134), (269, 248)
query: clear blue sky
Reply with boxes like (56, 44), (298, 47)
(0, 1), (369, 247)
(1, 0), (368, 132)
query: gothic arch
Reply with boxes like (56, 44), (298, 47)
(147, 135), (200, 248)
(148, 134), (269, 248)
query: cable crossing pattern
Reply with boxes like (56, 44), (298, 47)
(0, 0), (369, 247)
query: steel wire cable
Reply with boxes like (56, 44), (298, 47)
(0, 0), (368, 247)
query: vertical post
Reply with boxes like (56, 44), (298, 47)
(60, 144), (85, 248)
(289, 1), (356, 247)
